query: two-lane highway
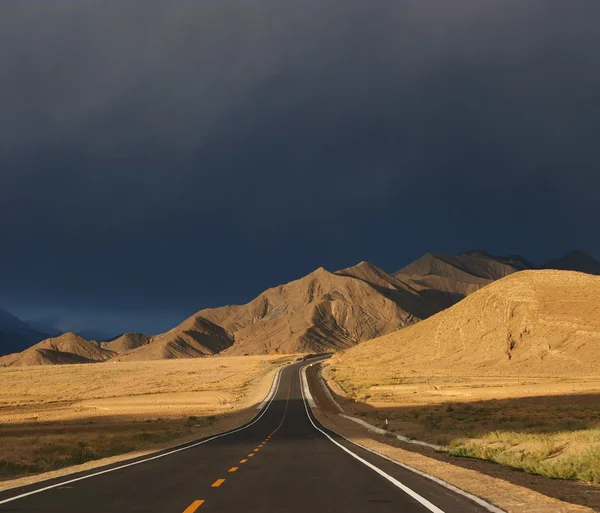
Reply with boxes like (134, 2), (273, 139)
(0, 360), (499, 513)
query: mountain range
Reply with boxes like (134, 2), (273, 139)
(1, 249), (599, 366)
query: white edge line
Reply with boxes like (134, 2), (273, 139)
(301, 365), (317, 408)
(300, 366), (444, 513)
(333, 434), (506, 513)
(300, 365), (506, 513)
(256, 367), (281, 409)
(0, 366), (285, 506)
(316, 365), (437, 449)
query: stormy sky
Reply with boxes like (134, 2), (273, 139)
(1, 2), (599, 337)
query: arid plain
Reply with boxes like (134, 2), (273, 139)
(0, 356), (293, 485)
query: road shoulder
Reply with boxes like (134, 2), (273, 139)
(306, 363), (597, 513)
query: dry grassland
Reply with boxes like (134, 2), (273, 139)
(0, 355), (293, 481)
(325, 367), (600, 483)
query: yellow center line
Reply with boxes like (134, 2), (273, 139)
(267, 374), (292, 439)
(183, 500), (205, 513)
(237, 375), (292, 472)
(188, 377), (294, 512)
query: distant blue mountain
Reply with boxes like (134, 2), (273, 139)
(0, 308), (49, 356)
(543, 250), (600, 275)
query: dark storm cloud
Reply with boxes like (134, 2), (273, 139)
(1, 2), (599, 334)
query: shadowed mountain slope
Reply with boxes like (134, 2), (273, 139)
(111, 317), (232, 361)
(101, 332), (152, 353)
(393, 251), (532, 298)
(333, 270), (600, 378)
(543, 250), (600, 275)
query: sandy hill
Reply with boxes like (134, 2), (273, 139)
(393, 251), (531, 298)
(0, 308), (49, 356)
(543, 250), (600, 275)
(0, 333), (115, 367)
(333, 270), (600, 378)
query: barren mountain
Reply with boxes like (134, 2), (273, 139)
(111, 317), (232, 361)
(205, 263), (438, 355)
(0, 333), (115, 367)
(333, 270), (600, 378)
(5, 250), (598, 366)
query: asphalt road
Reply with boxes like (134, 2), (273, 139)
(0, 360), (496, 513)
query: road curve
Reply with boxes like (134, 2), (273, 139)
(0, 359), (495, 513)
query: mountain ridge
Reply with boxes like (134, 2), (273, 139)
(2, 249), (599, 366)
